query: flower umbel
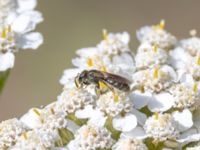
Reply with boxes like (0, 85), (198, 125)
(1, 20), (200, 150)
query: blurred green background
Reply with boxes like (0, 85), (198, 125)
(1, 0), (200, 120)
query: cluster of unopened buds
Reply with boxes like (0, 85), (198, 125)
(0, 1), (200, 149)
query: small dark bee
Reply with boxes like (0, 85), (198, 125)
(75, 70), (131, 95)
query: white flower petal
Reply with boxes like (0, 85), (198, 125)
(0, 52), (15, 71)
(172, 109), (193, 132)
(178, 128), (200, 143)
(20, 108), (42, 129)
(88, 110), (107, 127)
(71, 57), (87, 68)
(67, 119), (79, 134)
(17, 0), (37, 12)
(76, 106), (107, 127)
(179, 73), (194, 88)
(113, 114), (137, 132)
(129, 91), (152, 109)
(59, 68), (81, 85)
(112, 53), (134, 67)
(76, 47), (99, 57)
(169, 47), (191, 69)
(12, 11), (43, 33)
(148, 92), (174, 112)
(131, 108), (147, 125)
(121, 126), (147, 139)
(136, 26), (151, 41)
(161, 65), (177, 81)
(75, 105), (94, 119)
(17, 32), (43, 49)
(121, 32), (130, 44)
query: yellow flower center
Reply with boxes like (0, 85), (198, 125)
(87, 58), (93, 67)
(193, 82), (198, 92)
(102, 29), (108, 41)
(102, 66), (107, 72)
(155, 112), (159, 120)
(152, 44), (158, 53)
(1, 26), (6, 38)
(153, 67), (159, 79)
(33, 108), (41, 116)
(8, 25), (11, 33)
(114, 93), (119, 103)
(152, 20), (165, 30)
(197, 55), (200, 65)
(23, 132), (28, 140)
(159, 20), (165, 30)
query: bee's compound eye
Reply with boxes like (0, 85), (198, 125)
(80, 71), (88, 79)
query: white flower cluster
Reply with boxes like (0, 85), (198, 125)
(1, 20), (200, 150)
(0, 118), (27, 149)
(0, 0), (43, 71)
(112, 137), (148, 150)
(68, 124), (114, 150)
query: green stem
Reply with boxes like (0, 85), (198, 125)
(55, 128), (74, 147)
(145, 138), (164, 150)
(67, 113), (88, 126)
(105, 116), (121, 140)
(0, 70), (10, 94)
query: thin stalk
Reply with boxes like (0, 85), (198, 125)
(0, 70), (10, 94)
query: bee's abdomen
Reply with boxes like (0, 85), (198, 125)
(106, 78), (130, 91)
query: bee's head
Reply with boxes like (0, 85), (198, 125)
(75, 70), (90, 88)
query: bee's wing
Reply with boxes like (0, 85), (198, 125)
(102, 72), (131, 85)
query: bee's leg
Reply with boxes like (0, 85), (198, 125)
(111, 89), (119, 103)
(101, 81), (119, 103)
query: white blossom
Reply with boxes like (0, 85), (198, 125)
(1, 21), (200, 150)
(168, 83), (200, 109)
(144, 113), (179, 142)
(75, 91), (138, 132)
(68, 124), (114, 150)
(136, 21), (176, 49)
(135, 42), (168, 69)
(0, 118), (27, 149)
(10, 130), (59, 150)
(97, 92), (132, 117)
(179, 36), (200, 56)
(97, 30), (131, 55)
(0, 0), (43, 71)
(20, 106), (68, 131)
(132, 65), (177, 93)
(56, 87), (96, 114)
(112, 137), (147, 150)
(71, 47), (135, 80)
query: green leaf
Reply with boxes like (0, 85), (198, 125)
(0, 70), (10, 94)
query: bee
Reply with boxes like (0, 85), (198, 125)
(75, 69), (131, 96)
